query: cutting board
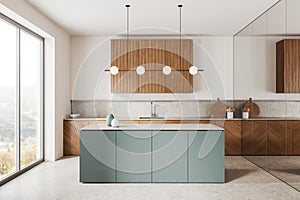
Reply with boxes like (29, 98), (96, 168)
(211, 98), (226, 118)
(243, 98), (260, 118)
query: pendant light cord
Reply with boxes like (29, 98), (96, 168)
(126, 5), (130, 68)
(178, 5), (183, 70)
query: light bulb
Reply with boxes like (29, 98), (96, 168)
(163, 66), (172, 75)
(136, 66), (145, 75)
(189, 66), (198, 75)
(110, 66), (119, 75)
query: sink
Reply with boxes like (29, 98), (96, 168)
(139, 116), (165, 120)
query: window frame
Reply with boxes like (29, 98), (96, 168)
(0, 13), (44, 186)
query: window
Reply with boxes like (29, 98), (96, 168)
(0, 14), (43, 184)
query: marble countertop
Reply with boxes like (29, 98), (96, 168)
(65, 117), (300, 121)
(81, 123), (224, 131)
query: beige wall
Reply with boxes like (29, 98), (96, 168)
(0, 0), (71, 161)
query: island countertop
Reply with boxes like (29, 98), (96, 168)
(81, 123), (224, 131)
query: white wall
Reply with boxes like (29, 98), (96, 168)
(71, 36), (233, 101)
(0, 0), (71, 160)
(234, 0), (300, 100)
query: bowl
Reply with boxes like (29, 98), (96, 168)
(70, 113), (80, 118)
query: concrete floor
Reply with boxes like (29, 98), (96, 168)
(0, 156), (299, 200)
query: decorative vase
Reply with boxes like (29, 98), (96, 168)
(111, 118), (120, 127)
(106, 114), (114, 126)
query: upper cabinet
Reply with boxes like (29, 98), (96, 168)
(110, 39), (193, 93)
(276, 39), (300, 93)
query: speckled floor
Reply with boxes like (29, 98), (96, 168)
(0, 156), (299, 200)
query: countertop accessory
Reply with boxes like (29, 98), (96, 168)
(243, 98), (260, 118)
(242, 107), (250, 119)
(70, 113), (80, 118)
(211, 98), (226, 118)
(111, 118), (120, 127)
(106, 114), (114, 126)
(226, 107), (235, 119)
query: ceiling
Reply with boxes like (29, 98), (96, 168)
(24, 0), (280, 36)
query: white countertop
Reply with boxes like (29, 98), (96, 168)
(81, 123), (224, 131)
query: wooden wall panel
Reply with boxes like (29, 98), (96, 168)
(111, 71), (139, 93)
(139, 40), (165, 70)
(111, 39), (193, 93)
(267, 120), (287, 155)
(138, 71), (165, 93)
(165, 39), (193, 70)
(165, 71), (193, 93)
(111, 39), (139, 70)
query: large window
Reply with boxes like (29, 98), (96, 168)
(0, 14), (43, 183)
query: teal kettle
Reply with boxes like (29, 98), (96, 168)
(106, 114), (114, 126)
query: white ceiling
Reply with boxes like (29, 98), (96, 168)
(25, 0), (280, 36)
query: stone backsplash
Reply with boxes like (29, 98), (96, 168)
(70, 100), (300, 119)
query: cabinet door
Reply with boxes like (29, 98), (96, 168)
(152, 131), (187, 182)
(287, 121), (300, 155)
(80, 130), (116, 182)
(242, 120), (253, 155)
(214, 120), (241, 156)
(267, 121), (287, 155)
(64, 120), (89, 156)
(252, 121), (267, 155)
(188, 131), (224, 183)
(116, 131), (151, 182)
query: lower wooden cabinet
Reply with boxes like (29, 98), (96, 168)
(287, 121), (300, 155)
(213, 120), (241, 156)
(267, 121), (287, 156)
(241, 120), (267, 156)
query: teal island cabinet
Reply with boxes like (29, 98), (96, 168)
(80, 124), (224, 183)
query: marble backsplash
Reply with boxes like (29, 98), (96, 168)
(70, 100), (300, 119)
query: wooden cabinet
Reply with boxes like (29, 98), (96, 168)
(213, 120), (241, 156)
(111, 39), (193, 93)
(287, 121), (300, 155)
(276, 39), (300, 93)
(267, 120), (287, 155)
(241, 120), (267, 156)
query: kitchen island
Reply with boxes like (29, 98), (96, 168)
(80, 124), (224, 183)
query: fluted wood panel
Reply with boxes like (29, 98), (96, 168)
(111, 39), (139, 70)
(165, 39), (193, 70)
(165, 71), (193, 93)
(111, 71), (139, 93)
(139, 40), (165, 70)
(111, 39), (193, 93)
(138, 71), (165, 93)
(267, 120), (287, 156)
(63, 120), (89, 156)
(276, 39), (300, 93)
(213, 120), (241, 156)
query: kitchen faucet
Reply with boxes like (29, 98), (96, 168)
(150, 101), (155, 118)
